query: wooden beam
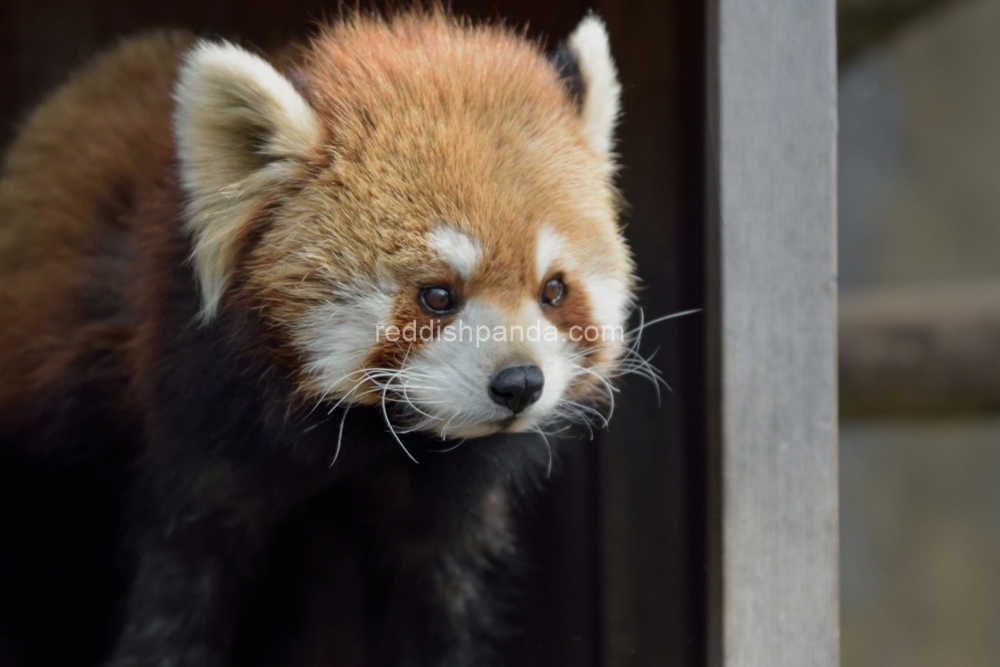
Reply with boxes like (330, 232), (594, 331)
(840, 282), (1000, 417)
(706, 2), (838, 666)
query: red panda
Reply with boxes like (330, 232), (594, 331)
(0, 10), (632, 667)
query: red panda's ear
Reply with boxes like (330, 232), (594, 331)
(565, 15), (621, 158)
(173, 41), (321, 320)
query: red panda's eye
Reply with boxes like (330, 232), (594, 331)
(420, 286), (457, 314)
(541, 277), (565, 307)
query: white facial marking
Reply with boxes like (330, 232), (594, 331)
(427, 226), (482, 280)
(400, 298), (575, 439)
(297, 281), (397, 398)
(401, 299), (503, 438)
(579, 273), (630, 330)
(536, 225), (566, 281)
(297, 226), (628, 440)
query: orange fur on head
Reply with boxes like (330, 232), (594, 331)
(173, 11), (635, 437)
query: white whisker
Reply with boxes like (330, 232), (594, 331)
(330, 406), (350, 468)
(624, 307), (701, 336)
(532, 428), (553, 478)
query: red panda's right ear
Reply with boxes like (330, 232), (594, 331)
(173, 41), (321, 320)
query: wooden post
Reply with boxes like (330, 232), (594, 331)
(706, 2), (839, 667)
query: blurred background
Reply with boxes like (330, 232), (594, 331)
(839, 0), (1000, 664)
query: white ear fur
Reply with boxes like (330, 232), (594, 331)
(174, 41), (321, 319)
(567, 15), (621, 157)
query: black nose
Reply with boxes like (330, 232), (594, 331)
(489, 364), (544, 414)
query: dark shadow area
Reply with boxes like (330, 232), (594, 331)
(0, 2), (706, 665)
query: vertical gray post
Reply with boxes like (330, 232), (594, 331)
(705, 2), (839, 667)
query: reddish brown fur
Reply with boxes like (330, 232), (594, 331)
(230, 13), (629, 401)
(0, 10), (629, 427)
(0, 31), (194, 424)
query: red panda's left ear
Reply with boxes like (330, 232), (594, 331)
(173, 41), (321, 320)
(565, 15), (621, 159)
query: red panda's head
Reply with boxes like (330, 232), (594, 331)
(173, 12), (634, 439)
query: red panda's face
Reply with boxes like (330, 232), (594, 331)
(174, 13), (634, 439)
